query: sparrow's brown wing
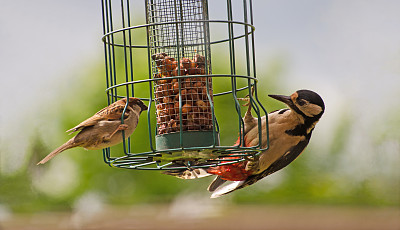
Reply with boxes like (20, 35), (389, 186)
(66, 103), (129, 134)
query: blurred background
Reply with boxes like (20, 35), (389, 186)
(0, 0), (399, 229)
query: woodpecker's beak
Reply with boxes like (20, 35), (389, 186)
(268, 94), (293, 106)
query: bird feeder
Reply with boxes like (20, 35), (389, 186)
(101, 0), (268, 170)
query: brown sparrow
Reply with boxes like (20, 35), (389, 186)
(37, 97), (148, 165)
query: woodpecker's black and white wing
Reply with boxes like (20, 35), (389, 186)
(210, 134), (311, 198)
(208, 176), (227, 192)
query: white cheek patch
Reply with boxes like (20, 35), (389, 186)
(301, 103), (323, 117)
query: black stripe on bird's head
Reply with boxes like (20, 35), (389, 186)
(269, 89), (325, 119)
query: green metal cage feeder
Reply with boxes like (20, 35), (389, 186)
(101, 0), (269, 170)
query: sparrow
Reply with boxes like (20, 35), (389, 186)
(37, 97), (148, 165)
(163, 89), (325, 198)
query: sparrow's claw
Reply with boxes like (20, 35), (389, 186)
(118, 124), (129, 130)
(105, 124), (130, 141)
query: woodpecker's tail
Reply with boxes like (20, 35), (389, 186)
(162, 167), (212, 179)
(37, 138), (78, 165)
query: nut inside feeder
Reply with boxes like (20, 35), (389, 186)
(153, 53), (212, 134)
(147, 0), (219, 150)
(152, 53), (218, 150)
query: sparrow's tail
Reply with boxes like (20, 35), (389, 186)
(37, 138), (79, 165)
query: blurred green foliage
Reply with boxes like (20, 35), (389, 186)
(0, 50), (399, 214)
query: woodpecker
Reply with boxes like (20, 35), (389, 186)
(163, 89), (325, 198)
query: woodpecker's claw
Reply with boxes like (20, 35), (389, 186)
(237, 96), (251, 106)
(237, 85), (255, 107)
(244, 154), (259, 162)
(245, 155), (260, 172)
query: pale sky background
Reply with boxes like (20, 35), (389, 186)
(1, 0), (399, 175)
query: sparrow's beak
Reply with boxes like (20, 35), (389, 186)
(268, 94), (293, 106)
(140, 103), (148, 111)
(127, 98), (148, 111)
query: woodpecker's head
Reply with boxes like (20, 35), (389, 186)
(269, 89), (325, 119)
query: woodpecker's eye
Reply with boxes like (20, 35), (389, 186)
(297, 99), (306, 106)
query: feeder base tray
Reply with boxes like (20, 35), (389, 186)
(155, 131), (219, 150)
(105, 146), (262, 170)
